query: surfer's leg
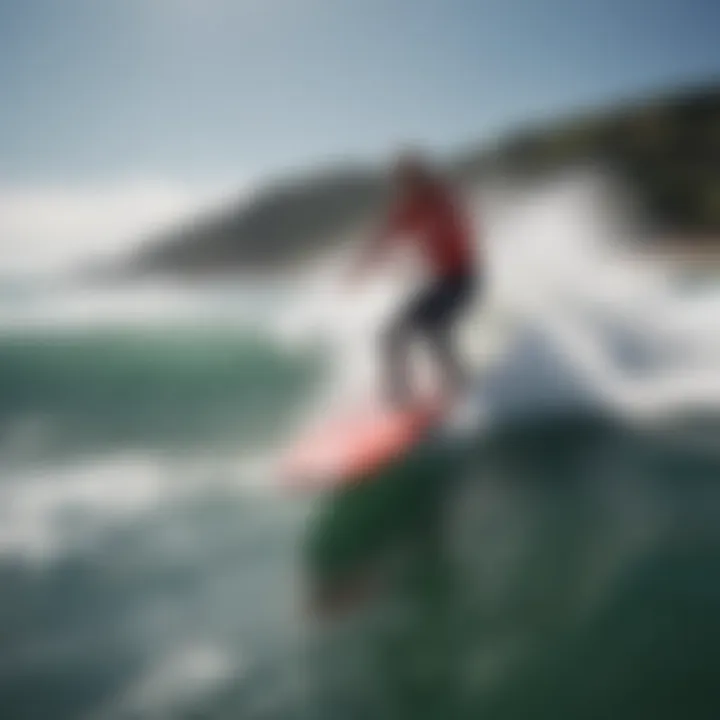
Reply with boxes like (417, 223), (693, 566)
(425, 322), (469, 398)
(381, 312), (414, 406)
(419, 274), (475, 398)
(381, 281), (445, 406)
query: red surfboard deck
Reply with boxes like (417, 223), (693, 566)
(281, 400), (446, 491)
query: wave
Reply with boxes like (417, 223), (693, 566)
(0, 170), (718, 463)
(0, 327), (322, 456)
(281, 170), (720, 438)
(469, 172), (720, 431)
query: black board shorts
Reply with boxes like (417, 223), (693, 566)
(401, 272), (476, 332)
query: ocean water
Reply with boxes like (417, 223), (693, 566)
(0, 174), (719, 719)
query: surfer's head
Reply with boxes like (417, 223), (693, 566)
(390, 149), (438, 198)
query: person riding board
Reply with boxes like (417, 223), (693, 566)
(352, 150), (478, 408)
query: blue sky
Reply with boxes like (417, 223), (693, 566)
(0, 0), (718, 270)
(2, 0), (719, 185)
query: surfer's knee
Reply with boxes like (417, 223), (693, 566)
(424, 322), (452, 354)
(381, 320), (411, 356)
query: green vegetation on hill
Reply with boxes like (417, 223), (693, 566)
(466, 83), (720, 235)
(129, 168), (384, 276)
(127, 83), (720, 276)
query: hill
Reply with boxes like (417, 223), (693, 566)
(465, 82), (720, 235)
(125, 83), (720, 277)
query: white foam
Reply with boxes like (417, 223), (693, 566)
(0, 454), (166, 562)
(475, 172), (720, 426)
(97, 643), (238, 720)
(0, 444), (310, 563)
(282, 169), (720, 432)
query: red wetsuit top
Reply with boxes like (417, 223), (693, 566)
(380, 185), (475, 279)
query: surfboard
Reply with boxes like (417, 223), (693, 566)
(281, 399), (447, 491)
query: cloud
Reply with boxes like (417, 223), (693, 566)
(0, 178), (242, 274)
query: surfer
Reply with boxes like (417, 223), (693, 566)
(352, 150), (478, 408)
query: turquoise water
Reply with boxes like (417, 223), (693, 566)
(1, 175), (719, 718)
(0, 328), (320, 453)
(0, 318), (318, 719)
(0, 308), (718, 720)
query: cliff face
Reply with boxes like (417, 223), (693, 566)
(125, 167), (385, 277)
(467, 83), (720, 235)
(127, 83), (720, 277)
